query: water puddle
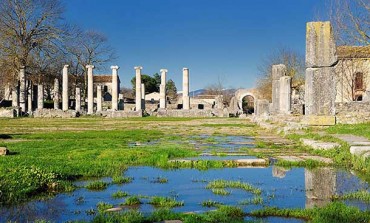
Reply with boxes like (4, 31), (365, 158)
(1, 166), (368, 222)
(190, 135), (255, 152)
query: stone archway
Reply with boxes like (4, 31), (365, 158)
(234, 89), (258, 114)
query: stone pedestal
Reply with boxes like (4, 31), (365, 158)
(75, 87), (81, 112)
(54, 78), (60, 109)
(272, 64), (286, 113)
(96, 85), (102, 112)
(62, 65), (69, 111)
(37, 84), (44, 109)
(160, 69), (167, 109)
(19, 66), (26, 112)
(135, 66), (142, 111)
(279, 76), (291, 113)
(86, 65), (95, 114)
(182, 68), (190, 110)
(111, 66), (119, 111)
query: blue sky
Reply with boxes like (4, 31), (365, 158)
(62, 0), (326, 90)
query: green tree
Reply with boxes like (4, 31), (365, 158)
(166, 79), (177, 100)
(131, 74), (159, 94)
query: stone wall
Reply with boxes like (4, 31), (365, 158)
(100, 110), (143, 118)
(156, 109), (217, 118)
(336, 102), (370, 124)
(33, 109), (78, 118)
(0, 108), (17, 118)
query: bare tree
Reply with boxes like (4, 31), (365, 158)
(65, 29), (116, 94)
(204, 76), (234, 106)
(0, 0), (65, 78)
(329, 0), (369, 45)
(256, 47), (305, 101)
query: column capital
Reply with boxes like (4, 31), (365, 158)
(183, 67), (189, 71)
(160, 69), (168, 73)
(134, 66), (143, 70)
(86, 65), (95, 69)
(63, 65), (69, 69)
(111, 65), (120, 70)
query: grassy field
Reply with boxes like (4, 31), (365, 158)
(0, 117), (369, 223)
(0, 117), (258, 205)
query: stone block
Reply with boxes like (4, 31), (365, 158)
(306, 22), (337, 68)
(0, 147), (9, 156)
(302, 115), (336, 126)
(0, 108), (17, 118)
(301, 138), (340, 150)
(305, 67), (336, 116)
(256, 99), (269, 116)
(350, 146), (370, 157)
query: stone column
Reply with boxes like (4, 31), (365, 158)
(62, 65), (69, 111)
(141, 83), (146, 110)
(111, 66), (119, 111)
(271, 64), (286, 113)
(160, 69), (167, 109)
(279, 76), (291, 114)
(27, 81), (33, 112)
(96, 85), (102, 112)
(54, 78), (60, 109)
(304, 22), (337, 125)
(182, 68), (190, 110)
(19, 66), (26, 112)
(4, 83), (11, 100)
(86, 65), (95, 114)
(37, 84), (44, 109)
(12, 89), (18, 107)
(75, 87), (81, 112)
(134, 66), (142, 110)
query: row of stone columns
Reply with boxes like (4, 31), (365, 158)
(11, 65), (190, 113)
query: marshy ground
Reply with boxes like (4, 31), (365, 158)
(0, 117), (369, 222)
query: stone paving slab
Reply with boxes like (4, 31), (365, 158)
(299, 155), (333, 164)
(277, 156), (305, 162)
(350, 146), (370, 157)
(300, 138), (340, 150)
(333, 134), (370, 145)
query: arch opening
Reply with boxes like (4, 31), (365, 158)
(241, 95), (255, 114)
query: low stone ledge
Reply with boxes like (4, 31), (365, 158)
(300, 139), (340, 150)
(157, 109), (215, 118)
(33, 109), (78, 118)
(302, 115), (336, 126)
(0, 107), (18, 118)
(0, 147), (9, 156)
(100, 110), (143, 118)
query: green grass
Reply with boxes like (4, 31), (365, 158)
(92, 205), (245, 223)
(152, 176), (168, 184)
(112, 176), (133, 184)
(211, 188), (231, 196)
(111, 190), (129, 199)
(85, 181), (109, 191)
(238, 196), (263, 205)
(148, 196), (184, 208)
(333, 190), (370, 203)
(96, 201), (114, 212)
(206, 180), (262, 195)
(250, 202), (370, 223)
(201, 199), (223, 207)
(122, 196), (141, 206)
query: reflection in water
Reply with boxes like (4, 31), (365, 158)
(272, 166), (288, 178)
(305, 168), (336, 208)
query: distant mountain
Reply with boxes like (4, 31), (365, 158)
(178, 88), (237, 97)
